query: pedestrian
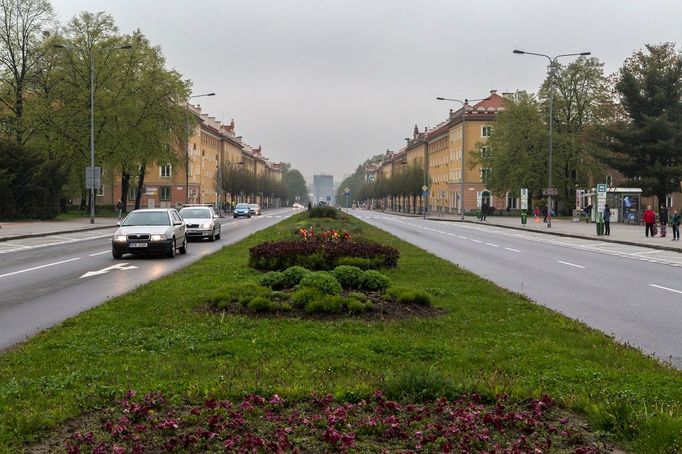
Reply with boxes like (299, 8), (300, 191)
(542, 205), (548, 223)
(533, 206), (540, 223)
(116, 199), (124, 220)
(659, 205), (669, 237)
(603, 204), (611, 236)
(480, 201), (488, 221)
(672, 209), (680, 241)
(643, 205), (656, 237)
(584, 204), (592, 223)
(307, 201), (312, 211)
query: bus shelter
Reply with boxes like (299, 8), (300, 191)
(579, 187), (641, 223)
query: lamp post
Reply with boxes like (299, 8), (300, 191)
(185, 92), (215, 204)
(54, 42), (132, 224)
(513, 49), (591, 227)
(436, 97), (483, 221)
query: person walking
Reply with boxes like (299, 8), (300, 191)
(116, 199), (124, 220)
(643, 205), (656, 237)
(541, 205), (548, 223)
(480, 201), (488, 221)
(603, 204), (611, 236)
(659, 205), (669, 237)
(533, 206), (540, 223)
(671, 209), (680, 241)
(583, 204), (592, 223)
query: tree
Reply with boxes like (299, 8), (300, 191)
(599, 43), (682, 205)
(281, 167), (308, 205)
(0, 0), (55, 144)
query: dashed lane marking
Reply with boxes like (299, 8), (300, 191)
(649, 284), (682, 294)
(557, 260), (585, 269)
(0, 257), (81, 279)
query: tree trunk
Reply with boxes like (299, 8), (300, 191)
(120, 170), (131, 214)
(135, 163), (146, 210)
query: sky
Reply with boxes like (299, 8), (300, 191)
(51, 0), (682, 182)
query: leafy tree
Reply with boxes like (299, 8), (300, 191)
(599, 43), (682, 205)
(282, 167), (308, 204)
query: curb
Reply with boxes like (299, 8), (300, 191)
(0, 225), (117, 243)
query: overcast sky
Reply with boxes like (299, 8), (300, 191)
(51, 0), (682, 182)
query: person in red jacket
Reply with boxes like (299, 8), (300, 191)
(643, 205), (657, 237)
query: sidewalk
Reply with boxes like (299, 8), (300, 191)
(381, 210), (682, 253)
(0, 217), (119, 242)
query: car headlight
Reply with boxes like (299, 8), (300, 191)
(150, 234), (164, 241)
(201, 222), (213, 229)
(114, 235), (127, 242)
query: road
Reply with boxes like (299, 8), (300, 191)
(353, 211), (682, 368)
(0, 208), (294, 350)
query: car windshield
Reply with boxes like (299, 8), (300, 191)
(179, 208), (211, 218)
(249, 204), (258, 208)
(122, 211), (170, 226)
(236, 203), (249, 209)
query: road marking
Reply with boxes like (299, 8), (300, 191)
(471, 239), (482, 243)
(436, 230), (445, 234)
(458, 236), (467, 239)
(89, 251), (110, 257)
(649, 284), (682, 294)
(447, 233), (456, 237)
(557, 260), (585, 269)
(504, 247), (521, 253)
(80, 263), (138, 279)
(485, 243), (499, 247)
(0, 257), (81, 279)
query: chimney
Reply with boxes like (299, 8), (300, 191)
(413, 124), (419, 139)
(490, 89), (498, 95)
(502, 92), (514, 98)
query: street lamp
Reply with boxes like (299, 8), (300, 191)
(186, 92), (215, 204)
(54, 42), (133, 224)
(513, 49), (591, 227)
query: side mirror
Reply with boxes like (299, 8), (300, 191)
(116, 221), (121, 226)
(213, 215), (219, 219)
(173, 220), (183, 226)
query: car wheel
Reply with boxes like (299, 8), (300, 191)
(179, 237), (187, 254)
(112, 249), (123, 259)
(167, 238), (176, 258)
(209, 228), (216, 242)
(248, 214), (251, 218)
(215, 228), (221, 240)
(233, 214), (237, 218)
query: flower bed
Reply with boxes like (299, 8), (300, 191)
(54, 390), (605, 453)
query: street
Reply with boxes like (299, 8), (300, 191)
(0, 208), (294, 350)
(353, 212), (682, 369)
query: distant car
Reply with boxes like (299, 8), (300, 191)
(293, 203), (304, 209)
(233, 203), (251, 218)
(248, 203), (261, 215)
(112, 208), (187, 259)
(179, 205), (221, 241)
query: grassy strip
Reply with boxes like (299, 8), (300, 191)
(1, 212), (681, 452)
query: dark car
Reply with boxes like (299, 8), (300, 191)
(112, 208), (188, 259)
(233, 203), (251, 218)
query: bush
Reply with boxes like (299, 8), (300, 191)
(346, 298), (371, 314)
(259, 271), (287, 290)
(290, 288), (322, 309)
(281, 266), (311, 287)
(247, 296), (274, 312)
(304, 295), (344, 314)
(336, 256), (384, 270)
(308, 206), (338, 218)
(386, 286), (432, 306)
(298, 272), (342, 295)
(249, 240), (399, 271)
(331, 265), (365, 289)
(361, 270), (392, 292)
(347, 291), (367, 302)
(206, 284), (270, 309)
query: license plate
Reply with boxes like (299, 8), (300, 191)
(129, 242), (148, 248)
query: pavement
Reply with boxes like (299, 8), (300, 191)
(2, 211), (682, 254)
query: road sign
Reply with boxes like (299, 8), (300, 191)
(542, 188), (558, 196)
(597, 183), (607, 193)
(421, 185), (428, 192)
(85, 166), (101, 190)
(344, 187), (350, 195)
(521, 188), (528, 210)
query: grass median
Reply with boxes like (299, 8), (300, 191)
(1, 211), (681, 452)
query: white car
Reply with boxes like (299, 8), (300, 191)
(112, 208), (187, 259)
(293, 203), (304, 209)
(179, 205), (221, 241)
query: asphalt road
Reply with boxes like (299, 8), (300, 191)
(353, 211), (682, 369)
(0, 208), (294, 350)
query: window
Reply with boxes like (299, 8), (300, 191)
(506, 194), (517, 209)
(160, 186), (171, 201)
(666, 195), (673, 207)
(480, 146), (491, 158)
(480, 168), (491, 182)
(605, 175), (613, 186)
(481, 126), (492, 137)
(127, 186), (136, 200)
(161, 164), (172, 178)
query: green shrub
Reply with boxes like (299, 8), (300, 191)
(304, 295), (344, 314)
(308, 206), (338, 218)
(247, 296), (273, 312)
(298, 272), (342, 295)
(361, 270), (392, 292)
(383, 367), (462, 401)
(336, 256), (384, 270)
(346, 298), (370, 314)
(282, 266), (311, 287)
(259, 271), (287, 290)
(290, 288), (322, 309)
(331, 265), (365, 289)
(347, 291), (368, 302)
(207, 284), (270, 309)
(386, 286), (432, 306)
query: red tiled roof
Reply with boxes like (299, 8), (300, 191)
(472, 91), (506, 109)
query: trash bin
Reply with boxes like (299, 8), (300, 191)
(521, 209), (527, 225)
(572, 209), (581, 222)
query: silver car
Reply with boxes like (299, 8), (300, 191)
(112, 208), (188, 259)
(248, 203), (261, 215)
(179, 206), (221, 241)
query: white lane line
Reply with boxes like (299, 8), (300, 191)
(557, 260), (585, 269)
(649, 284), (682, 294)
(458, 236), (467, 240)
(485, 243), (499, 247)
(504, 247), (521, 253)
(0, 257), (81, 279)
(436, 230), (445, 234)
(447, 233), (456, 237)
(471, 239), (482, 243)
(89, 251), (110, 257)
